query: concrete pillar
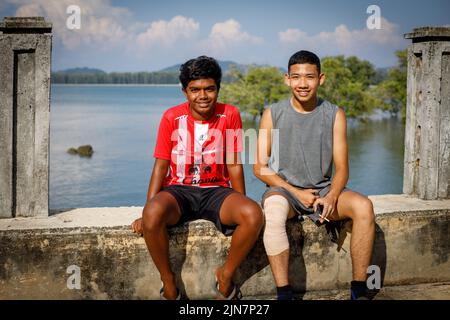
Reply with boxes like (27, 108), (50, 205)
(0, 17), (52, 218)
(403, 27), (450, 200)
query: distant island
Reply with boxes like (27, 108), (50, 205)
(51, 60), (265, 85)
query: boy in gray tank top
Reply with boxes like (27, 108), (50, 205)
(254, 50), (375, 300)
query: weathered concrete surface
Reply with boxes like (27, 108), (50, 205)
(405, 27), (450, 42)
(248, 282), (450, 300)
(403, 26), (450, 200)
(0, 17), (52, 218)
(0, 195), (449, 300)
(0, 16), (52, 33)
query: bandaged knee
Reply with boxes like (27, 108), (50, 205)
(263, 195), (290, 256)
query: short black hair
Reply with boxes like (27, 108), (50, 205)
(179, 56), (222, 91)
(288, 50), (321, 74)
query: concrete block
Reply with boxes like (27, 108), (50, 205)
(403, 27), (450, 200)
(0, 17), (52, 218)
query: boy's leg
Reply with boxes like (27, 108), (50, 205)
(262, 194), (296, 299)
(216, 193), (264, 298)
(328, 191), (375, 295)
(142, 191), (182, 300)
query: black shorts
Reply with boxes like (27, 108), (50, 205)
(161, 185), (238, 236)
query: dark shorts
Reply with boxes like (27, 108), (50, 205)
(261, 185), (350, 226)
(261, 185), (351, 243)
(161, 185), (238, 236)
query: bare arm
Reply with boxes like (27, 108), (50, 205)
(329, 108), (349, 198)
(226, 152), (246, 195)
(314, 108), (349, 220)
(132, 158), (169, 234)
(146, 158), (171, 202)
(253, 108), (294, 191)
(253, 108), (318, 207)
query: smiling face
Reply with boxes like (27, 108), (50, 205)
(183, 78), (219, 120)
(285, 63), (325, 106)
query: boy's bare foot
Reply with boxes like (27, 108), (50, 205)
(161, 273), (179, 300)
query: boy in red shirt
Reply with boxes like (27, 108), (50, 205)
(131, 56), (263, 300)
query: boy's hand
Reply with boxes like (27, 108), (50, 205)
(292, 189), (319, 208)
(313, 194), (337, 223)
(131, 218), (143, 236)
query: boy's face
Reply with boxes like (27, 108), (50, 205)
(183, 78), (218, 119)
(284, 63), (325, 104)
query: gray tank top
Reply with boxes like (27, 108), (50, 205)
(268, 98), (339, 189)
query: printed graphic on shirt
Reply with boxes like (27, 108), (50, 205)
(153, 102), (243, 188)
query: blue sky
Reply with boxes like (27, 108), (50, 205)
(1, 0), (449, 71)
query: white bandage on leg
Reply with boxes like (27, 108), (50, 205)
(263, 195), (290, 256)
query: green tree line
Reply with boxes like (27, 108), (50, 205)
(51, 71), (180, 84)
(220, 51), (407, 119)
(51, 70), (239, 84)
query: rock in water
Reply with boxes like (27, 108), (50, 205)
(77, 145), (94, 157)
(67, 145), (94, 157)
(67, 147), (78, 155)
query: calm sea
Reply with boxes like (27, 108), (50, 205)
(50, 84), (404, 209)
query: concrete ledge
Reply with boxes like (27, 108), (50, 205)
(0, 194), (449, 299)
(0, 17), (52, 33)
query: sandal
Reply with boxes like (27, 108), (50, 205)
(214, 276), (242, 300)
(160, 282), (181, 300)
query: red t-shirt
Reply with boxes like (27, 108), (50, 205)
(153, 102), (243, 188)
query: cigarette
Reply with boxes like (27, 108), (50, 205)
(320, 215), (330, 222)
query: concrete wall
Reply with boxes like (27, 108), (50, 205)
(403, 27), (450, 200)
(0, 195), (449, 300)
(0, 17), (52, 218)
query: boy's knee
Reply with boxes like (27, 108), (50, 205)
(142, 201), (167, 231)
(352, 197), (375, 223)
(264, 195), (290, 224)
(262, 195), (290, 255)
(239, 201), (264, 229)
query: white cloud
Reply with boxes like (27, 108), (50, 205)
(136, 15), (199, 49)
(206, 19), (263, 52)
(279, 28), (308, 44)
(10, 0), (130, 49)
(279, 17), (403, 54)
